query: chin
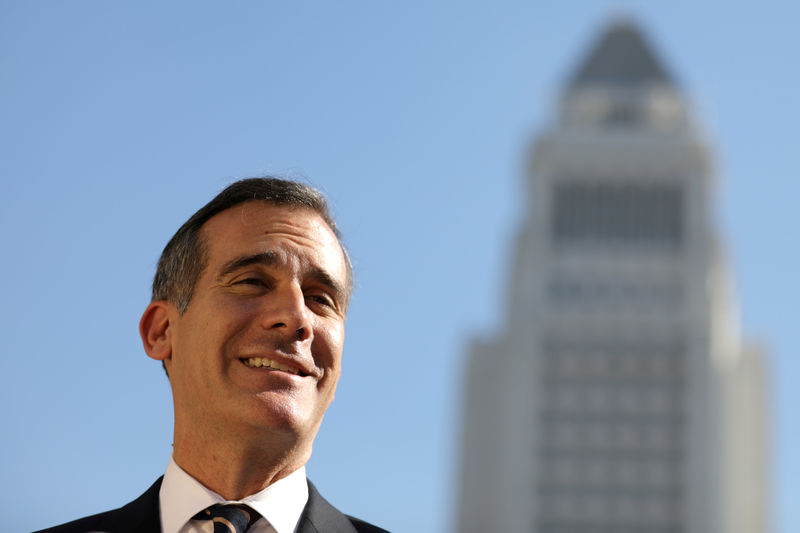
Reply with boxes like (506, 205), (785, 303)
(245, 394), (318, 438)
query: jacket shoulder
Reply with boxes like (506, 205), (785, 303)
(34, 508), (129, 533)
(346, 515), (391, 533)
(33, 478), (163, 533)
(301, 481), (390, 533)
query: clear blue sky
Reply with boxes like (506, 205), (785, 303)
(1, 2), (796, 532)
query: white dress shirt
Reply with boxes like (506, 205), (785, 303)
(159, 456), (309, 533)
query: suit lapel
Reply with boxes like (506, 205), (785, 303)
(295, 481), (358, 533)
(118, 477), (163, 533)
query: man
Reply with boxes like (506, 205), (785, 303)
(38, 178), (387, 533)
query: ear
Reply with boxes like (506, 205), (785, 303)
(140, 301), (174, 362)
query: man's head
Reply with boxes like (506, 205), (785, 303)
(139, 177), (351, 470)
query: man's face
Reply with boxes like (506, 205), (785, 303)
(161, 201), (348, 447)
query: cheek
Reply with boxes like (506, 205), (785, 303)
(315, 324), (345, 368)
(216, 302), (260, 346)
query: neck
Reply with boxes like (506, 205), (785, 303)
(172, 426), (311, 500)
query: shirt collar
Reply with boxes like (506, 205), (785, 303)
(159, 455), (309, 533)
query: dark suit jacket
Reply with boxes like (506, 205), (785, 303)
(34, 478), (388, 533)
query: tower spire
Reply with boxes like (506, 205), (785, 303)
(570, 20), (673, 88)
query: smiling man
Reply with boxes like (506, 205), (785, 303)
(38, 178), (387, 533)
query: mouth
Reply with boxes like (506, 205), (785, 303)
(241, 357), (305, 376)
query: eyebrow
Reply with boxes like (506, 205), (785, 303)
(219, 252), (279, 278)
(218, 251), (347, 305)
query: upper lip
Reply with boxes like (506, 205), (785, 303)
(239, 352), (317, 378)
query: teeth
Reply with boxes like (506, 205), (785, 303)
(243, 357), (299, 375)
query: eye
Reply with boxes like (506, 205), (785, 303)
(235, 278), (266, 286)
(231, 276), (272, 292)
(306, 292), (336, 309)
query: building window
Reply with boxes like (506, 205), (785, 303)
(552, 181), (683, 247)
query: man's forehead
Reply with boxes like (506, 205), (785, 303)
(200, 201), (343, 268)
(202, 201), (332, 239)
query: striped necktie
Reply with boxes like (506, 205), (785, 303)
(193, 503), (261, 533)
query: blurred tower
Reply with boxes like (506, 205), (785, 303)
(457, 20), (768, 533)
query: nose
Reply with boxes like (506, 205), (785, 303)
(261, 283), (312, 342)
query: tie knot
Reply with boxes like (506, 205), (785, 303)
(193, 503), (260, 533)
